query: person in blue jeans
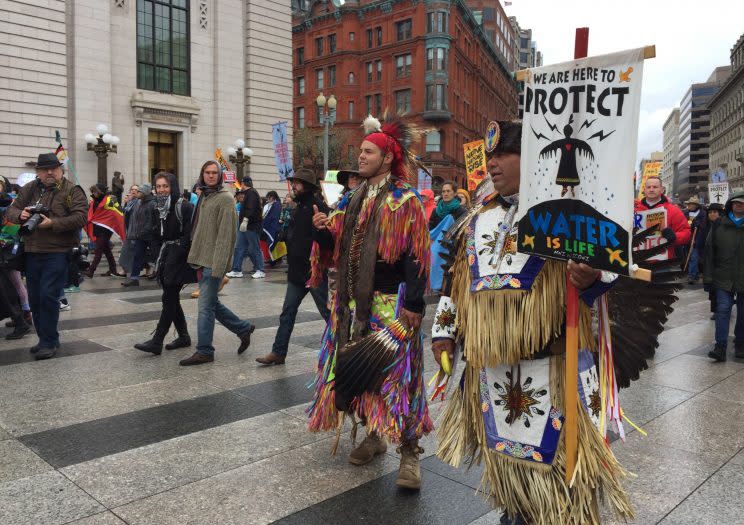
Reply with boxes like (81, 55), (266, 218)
(704, 191), (744, 362)
(256, 169), (331, 365)
(181, 161), (255, 366)
(5, 153), (88, 359)
(227, 177), (264, 279)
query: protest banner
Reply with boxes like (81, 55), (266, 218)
(637, 160), (662, 199)
(517, 36), (654, 481)
(633, 208), (668, 262)
(417, 168), (432, 191)
(515, 46), (648, 276)
(463, 140), (487, 191)
(708, 182), (729, 205)
(272, 122), (294, 181)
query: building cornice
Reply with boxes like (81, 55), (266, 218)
(707, 65), (744, 109)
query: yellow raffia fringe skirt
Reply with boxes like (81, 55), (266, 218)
(436, 355), (634, 525)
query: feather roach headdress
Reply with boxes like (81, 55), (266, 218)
(362, 112), (430, 183)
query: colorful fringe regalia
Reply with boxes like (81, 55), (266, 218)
(307, 177), (434, 445)
(432, 195), (634, 525)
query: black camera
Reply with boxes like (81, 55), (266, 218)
(70, 245), (89, 258)
(20, 204), (51, 236)
(70, 245), (90, 272)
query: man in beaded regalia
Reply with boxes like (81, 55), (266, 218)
(430, 120), (653, 525)
(307, 113), (433, 490)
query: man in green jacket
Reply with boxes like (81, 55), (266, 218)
(180, 160), (255, 366)
(704, 191), (744, 362)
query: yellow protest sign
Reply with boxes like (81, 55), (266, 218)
(637, 161), (662, 199)
(463, 140), (487, 192)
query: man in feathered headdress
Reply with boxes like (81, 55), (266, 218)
(308, 113), (432, 489)
(430, 121), (642, 524)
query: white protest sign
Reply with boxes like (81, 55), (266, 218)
(708, 182), (729, 205)
(320, 180), (344, 207)
(516, 47), (646, 275)
(633, 208), (668, 262)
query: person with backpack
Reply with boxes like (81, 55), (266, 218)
(226, 176), (264, 279)
(134, 172), (197, 355)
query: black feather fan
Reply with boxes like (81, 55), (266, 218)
(608, 228), (683, 388)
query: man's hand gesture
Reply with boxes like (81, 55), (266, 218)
(312, 205), (329, 230)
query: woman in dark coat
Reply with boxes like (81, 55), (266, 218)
(134, 172), (196, 355)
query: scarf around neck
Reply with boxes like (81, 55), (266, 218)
(729, 211), (744, 227)
(155, 195), (171, 220)
(436, 197), (461, 218)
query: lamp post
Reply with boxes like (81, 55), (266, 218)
(226, 139), (253, 183)
(85, 124), (119, 186)
(316, 93), (337, 175)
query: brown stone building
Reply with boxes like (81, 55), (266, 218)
(291, 0), (518, 188)
(708, 33), (744, 193)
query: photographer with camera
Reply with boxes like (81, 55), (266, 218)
(5, 152), (87, 359)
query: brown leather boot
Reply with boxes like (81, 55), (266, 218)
(237, 325), (255, 354)
(395, 439), (424, 489)
(255, 352), (286, 365)
(348, 432), (387, 465)
(179, 352), (214, 366)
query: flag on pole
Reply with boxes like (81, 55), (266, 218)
(55, 143), (68, 164)
(215, 148), (230, 171)
(54, 129), (80, 185)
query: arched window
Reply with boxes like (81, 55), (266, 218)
(348, 72), (355, 84)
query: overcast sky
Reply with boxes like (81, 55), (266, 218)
(504, 0), (744, 168)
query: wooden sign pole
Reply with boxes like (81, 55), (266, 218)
(563, 26), (590, 484)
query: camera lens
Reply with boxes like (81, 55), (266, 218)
(20, 213), (42, 235)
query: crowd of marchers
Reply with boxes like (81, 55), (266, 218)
(634, 175), (744, 361)
(1, 156), (743, 365)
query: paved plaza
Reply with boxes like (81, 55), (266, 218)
(0, 268), (743, 525)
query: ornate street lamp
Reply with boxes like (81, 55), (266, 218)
(316, 93), (337, 174)
(85, 124), (119, 186)
(226, 139), (253, 182)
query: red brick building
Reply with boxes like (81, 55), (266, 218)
(292, 0), (518, 188)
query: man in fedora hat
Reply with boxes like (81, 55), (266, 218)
(256, 168), (330, 365)
(336, 169), (361, 195)
(5, 152), (87, 359)
(684, 195), (705, 283)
